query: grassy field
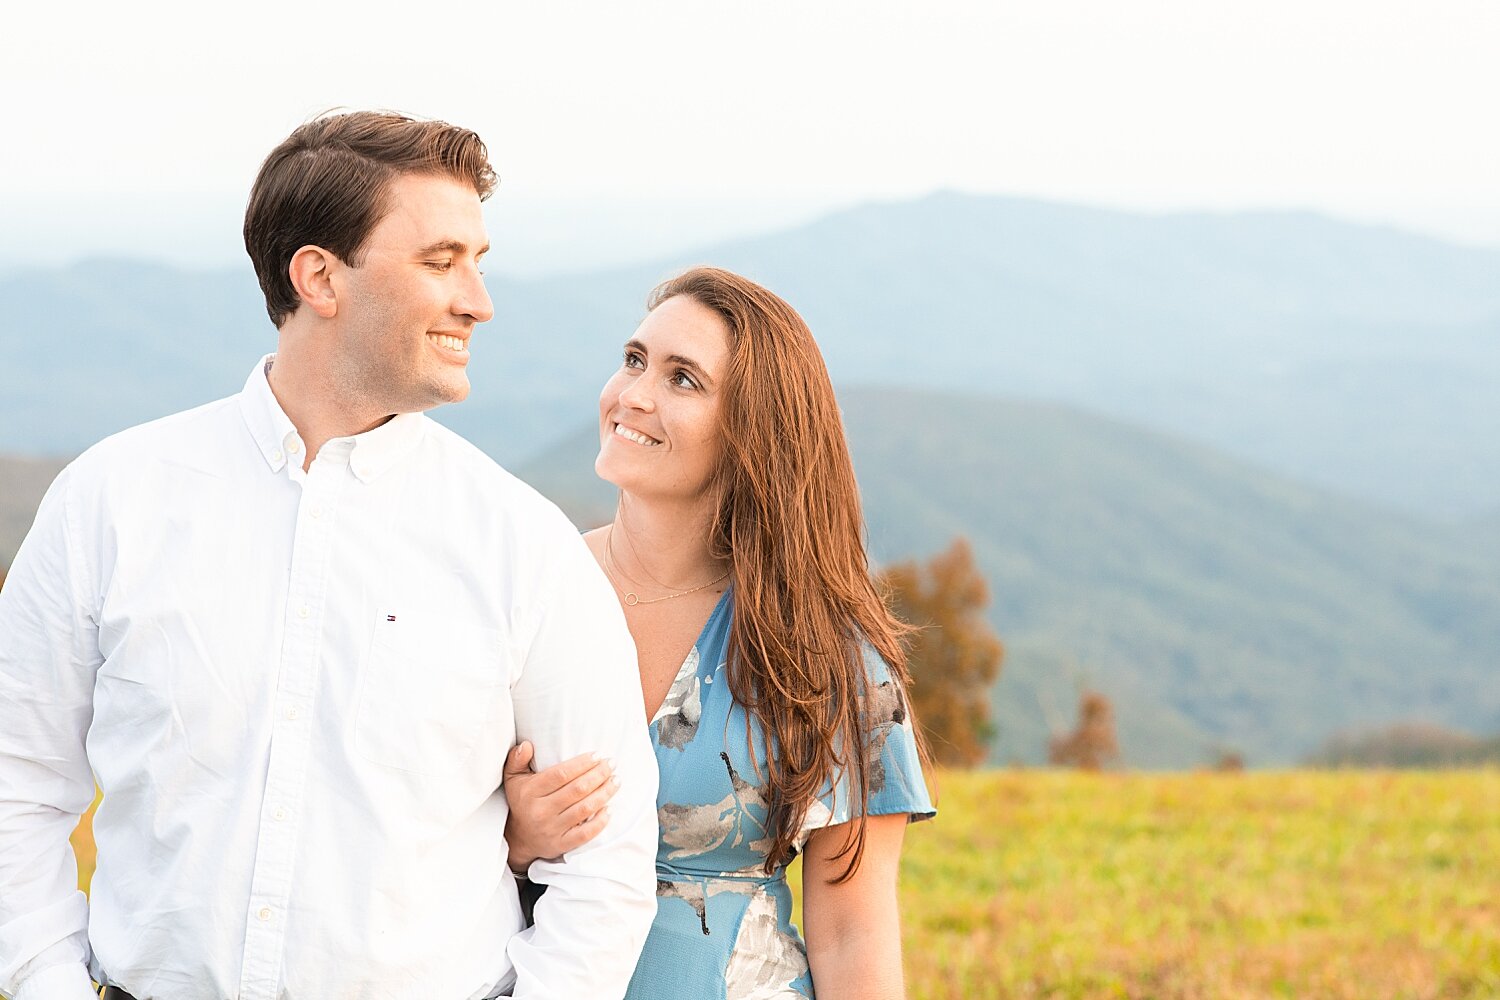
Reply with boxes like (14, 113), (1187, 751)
(72, 770), (1499, 998)
(872, 769), (1500, 1000)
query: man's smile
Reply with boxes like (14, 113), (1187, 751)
(427, 332), (468, 353)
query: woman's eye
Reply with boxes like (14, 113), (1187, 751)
(624, 351), (644, 369)
(672, 370), (700, 390)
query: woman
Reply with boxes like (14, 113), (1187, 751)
(505, 267), (933, 998)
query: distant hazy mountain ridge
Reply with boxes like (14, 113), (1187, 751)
(3, 194), (1497, 519)
(4, 195), (1496, 766)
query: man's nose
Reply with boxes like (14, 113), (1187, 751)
(457, 270), (494, 324)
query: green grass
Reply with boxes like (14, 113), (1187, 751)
(785, 769), (1500, 999)
(73, 770), (1499, 998)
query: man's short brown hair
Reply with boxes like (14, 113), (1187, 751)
(244, 111), (498, 326)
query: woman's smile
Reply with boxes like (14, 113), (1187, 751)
(612, 423), (662, 447)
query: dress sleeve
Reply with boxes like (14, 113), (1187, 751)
(799, 644), (935, 845)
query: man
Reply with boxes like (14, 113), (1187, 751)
(0, 112), (658, 1000)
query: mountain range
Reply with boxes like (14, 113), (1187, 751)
(3, 193), (1497, 520)
(2, 193), (1496, 765)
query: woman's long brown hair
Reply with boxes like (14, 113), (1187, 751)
(648, 267), (925, 883)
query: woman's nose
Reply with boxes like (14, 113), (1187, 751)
(617, 377), (655, 412)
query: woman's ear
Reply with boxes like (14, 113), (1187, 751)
(287, 245), (339, 320)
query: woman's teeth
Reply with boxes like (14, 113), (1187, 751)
(428, 333), (466, 352)
(614, 424), (661, 446)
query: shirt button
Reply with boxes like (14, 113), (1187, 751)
(257, 907), (272, 921)
(274, 806), (288, 821)
(297, 605), (310, 619)
(285, 706), (300, 721)
(287, 441), (302, 455)
(309, 505), (324, 519)
(272, 450), (284, 462)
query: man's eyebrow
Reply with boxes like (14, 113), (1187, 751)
(414, 239), (490, 257)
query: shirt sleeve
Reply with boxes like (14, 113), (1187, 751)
(0, 466), (102, 999)
(800, 644), (936, 843)
(504, 526), (658, 1000)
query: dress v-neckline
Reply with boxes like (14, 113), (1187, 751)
(647, 588), (731, 725)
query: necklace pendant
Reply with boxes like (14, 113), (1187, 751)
(624, 593), (639, 606)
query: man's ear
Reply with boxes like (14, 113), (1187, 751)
(288, 245), (339, 320)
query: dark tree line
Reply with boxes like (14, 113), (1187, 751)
(1306, 722), (1500, 768)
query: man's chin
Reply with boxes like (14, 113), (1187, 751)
(423, 377), (471, 410)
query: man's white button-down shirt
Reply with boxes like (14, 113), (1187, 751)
(0, 358), (658, 1000)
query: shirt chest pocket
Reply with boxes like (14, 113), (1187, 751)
(354, 611), (508, 775)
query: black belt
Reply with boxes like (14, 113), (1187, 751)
(100, 983), (510, 998)
(99, 986), (510, 999)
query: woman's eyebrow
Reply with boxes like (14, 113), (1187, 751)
(665, 354), (711, 382)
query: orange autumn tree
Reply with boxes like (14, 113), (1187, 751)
(879, 538), (1004, 767)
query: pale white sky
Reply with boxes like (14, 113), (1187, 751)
(4, 0), (1498, 270)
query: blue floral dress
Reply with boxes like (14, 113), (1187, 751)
(623, 589), (935, 999)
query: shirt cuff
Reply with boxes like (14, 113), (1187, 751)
(13, 962), (97, 1000)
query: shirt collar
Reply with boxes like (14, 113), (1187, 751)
(237, 354), (427, 482)
(347, 409), (426, 484)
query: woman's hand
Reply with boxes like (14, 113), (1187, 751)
(502, 740), (619, 874)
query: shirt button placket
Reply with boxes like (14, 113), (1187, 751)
(238, 465), (343, 1000)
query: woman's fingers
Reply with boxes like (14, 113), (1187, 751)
(503, 740), (536, 780)
(534, 752), (614, 800)
(559, 808), (611, 853)
(557, 775), (620, 828)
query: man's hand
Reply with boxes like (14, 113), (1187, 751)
(502, 741), (620, 873)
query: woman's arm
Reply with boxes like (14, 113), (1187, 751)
(502, 740), (618, 872)
(801, 813), (910, 999)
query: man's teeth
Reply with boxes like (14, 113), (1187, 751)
(614, 424), (661, 446)
(428, 333), (466, 352)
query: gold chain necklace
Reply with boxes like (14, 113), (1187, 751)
(604, 525), (729, 606)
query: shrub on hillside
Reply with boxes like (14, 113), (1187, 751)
(1048, 690), (1120, 770)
